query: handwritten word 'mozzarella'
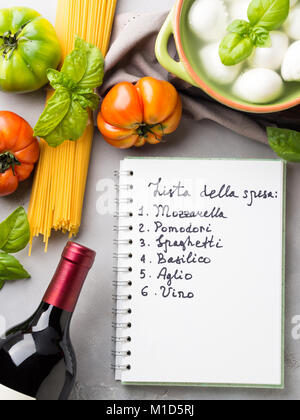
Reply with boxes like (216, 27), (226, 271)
(156, 234), (223, 254)
(153, 205), (227, 219)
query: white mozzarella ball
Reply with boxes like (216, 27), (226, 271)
(233, 68), (284, 104)
(281, 40), (300, 81)
(228, 0), (250, 20)
(189, 0), (228, 42)
(248, 31), (289, 71)
(200, 43), (242, 85)
(284, 5), (300, 40)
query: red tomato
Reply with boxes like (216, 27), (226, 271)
(0, 111), (39, 197)
(97, 77), (182, 149)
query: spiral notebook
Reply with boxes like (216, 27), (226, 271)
(113, 158), (286, 388)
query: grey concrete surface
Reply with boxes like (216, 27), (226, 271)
(0, 0), (299, 400)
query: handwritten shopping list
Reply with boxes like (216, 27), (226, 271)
(133, 174), (280, 301)
(118, 158), (285, 385)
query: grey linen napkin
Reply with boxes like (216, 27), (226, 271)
(100, 11), (269, 145)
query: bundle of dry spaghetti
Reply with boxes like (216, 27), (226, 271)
(28, 0), (117, 253)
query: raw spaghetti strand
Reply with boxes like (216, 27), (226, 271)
(28, 0), (117, 254)
(103, 0), (117, 56)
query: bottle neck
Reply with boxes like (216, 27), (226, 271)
(32, 303), (72, 334)
(43, 257), (90, 313)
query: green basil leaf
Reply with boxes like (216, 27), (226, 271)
(0, 253), (30, 284)
(75, 87), (95, 95)
(247, 0), (290, 30)
(47, 69), (65, 89)
(34, 88), (71, 139)
(61, 48), (87, 83)
(227, 19), (251, 36)
(42, 99), (89, 147)
(0, 279), (5, 290)
(75, 37), (104, 89)
(0, 207), (30, 254)
(0, 224), (9, 252)
(47, 69), (77, 91)
(83, 93), (100, 110)
(267, 127), (300, 162)
(250, 26), (272, 47)
(74, 92), (100, 110)
(219, 32), (254, 66)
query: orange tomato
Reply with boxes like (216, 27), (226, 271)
(0, 111), (40, 197)
(97, 77), (182, 149)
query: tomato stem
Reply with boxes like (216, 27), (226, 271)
(136, 123), (165, 140)
(0, 152), (21, 175)
(0, 21), (32, 60)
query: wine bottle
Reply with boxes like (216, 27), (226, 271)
(0, 241), (96, 401)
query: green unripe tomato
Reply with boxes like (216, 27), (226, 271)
(0, 7), (62, 93)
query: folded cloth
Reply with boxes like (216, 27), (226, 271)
(100, 11), (300, 146)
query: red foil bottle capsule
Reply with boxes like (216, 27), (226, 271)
(43, 242), (96, 312)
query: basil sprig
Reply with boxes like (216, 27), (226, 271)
(267, 127), (300, 162)
(248, 0), (290, 29)
(219, 0), (290, 66)
(0, 207), (31, 290)
(34, 37), (104, 147)
(0, 254), (30, 290)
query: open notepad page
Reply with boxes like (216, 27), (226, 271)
(114, 158), (285, 388)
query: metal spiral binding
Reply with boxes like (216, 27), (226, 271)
(112, 308), (132, 315)
(113, 225), (133, 232)
(112, 280), (133, 287)
(113, 239), (133, 246)
(114, 212), (133, 218)
(111, 350), (132, 357)
(111, 363), (132, 371)
(114, 170), (134, 177)
(113, 252), (133, 259)
(112, 293), (132, 301)
(112, 336), (132, 344)
(112, 168), (134, 373)
(115, 184), (134, 191)
(115, 198), (133, 205)
(113, 267), (133, 273)
(112, 321), (132, 329)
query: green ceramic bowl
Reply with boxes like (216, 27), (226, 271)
(155, 0), (300, 114)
